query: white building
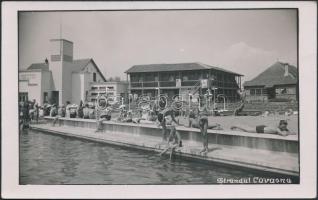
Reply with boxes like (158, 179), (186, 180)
(88, 81), (129, 102)
(19, 39), (106, 105)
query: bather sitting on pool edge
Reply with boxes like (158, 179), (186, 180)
(159, 124), (182, 160)
(230, 120), (296, 136)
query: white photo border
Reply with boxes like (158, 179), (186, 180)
(2, 1), (317, 199)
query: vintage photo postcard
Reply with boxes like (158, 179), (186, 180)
(2, 1), (317, 199)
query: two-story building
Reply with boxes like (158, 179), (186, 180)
(125, 62), (243, 102)
(243, 62), (298, 102)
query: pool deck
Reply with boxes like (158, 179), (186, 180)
(30, 120), (299, 177)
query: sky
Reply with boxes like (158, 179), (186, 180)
(18, 9), (297, 82)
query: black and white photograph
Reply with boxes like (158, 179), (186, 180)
(2, 1), (317, 199)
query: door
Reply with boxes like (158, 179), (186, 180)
(48, 91), (59, 105)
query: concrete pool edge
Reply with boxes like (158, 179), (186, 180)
(30, 125), (299, 178)
(43, 117), (299, 154)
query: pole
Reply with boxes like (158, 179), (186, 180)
(213, 88), (216, 109)
(128, 93), (130, 111)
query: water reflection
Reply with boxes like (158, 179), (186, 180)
(20, 129), (297, 184)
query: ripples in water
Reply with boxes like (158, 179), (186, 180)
(20, 129), (294, 184)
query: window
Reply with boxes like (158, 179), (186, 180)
(262, 89), (267, 94)
(93, 73), (97, 82)
(256, 89), (262, 95)
(107, 86), (114, 90)
(250, 89), (255, 95)
(19, 92), (28, 102)
(43, 92), (48, 103)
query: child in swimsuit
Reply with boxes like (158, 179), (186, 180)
(159, 126), (182, 160)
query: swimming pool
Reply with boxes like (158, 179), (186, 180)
(19, 129), (298, 184)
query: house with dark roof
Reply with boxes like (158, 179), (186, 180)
(19, 39), (106, 105)
(125, 62), (243, 102)
(243, 62), (298, 102)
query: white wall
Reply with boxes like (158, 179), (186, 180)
(71, 72), (82, 104)
(19, 71), (42, 103)
(61, 61), (72, 104)
(83, 72), (92, 101)
(19, 81), (28, 92)
(40, 71), (53, 104)
(84, 62), (105, 83)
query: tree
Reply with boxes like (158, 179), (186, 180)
(107, 76), (121, 82)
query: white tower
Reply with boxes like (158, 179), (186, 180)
(49, 39), (74, 105)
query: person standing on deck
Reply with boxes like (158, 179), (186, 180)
(65, 101), (71, 118)
(77, 100), (84, 118)
(52, 104), (65, 126)
(83, 103), (90, 119)
(197, 106), (210, 153)
(21, 100), (30, 129)
(187, 108), (221, 130)
(50, 104), (58, 117)
(95, 99), (112, 132)
(157, 107), (179, 143)
(34, 103), (39, 123)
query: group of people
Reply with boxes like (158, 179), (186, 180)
(22, 96), (295, 159)
(50, 101), (96, 120)
(19, 99), (41, 129)
(92, 99), (296, 158)
(19, 99), (100, 129)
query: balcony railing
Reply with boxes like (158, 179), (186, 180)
(159, 81), (176, 87)
(130, 80), (239, 88)
(143, 82), (158, 87)
(131, 82), (143, 88)
(181, 80), (200, 87)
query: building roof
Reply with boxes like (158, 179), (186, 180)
(70, 58), (92, 72)
(71, 58), (107, 82)
(125, 62), (242, 76)
(25, 58), (106, 82)
(27, 63), (49, 71)
(243, 62), (298, 88)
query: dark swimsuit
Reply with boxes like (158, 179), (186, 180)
(256, 125), (266, 133)
(100, 115), (111, 120)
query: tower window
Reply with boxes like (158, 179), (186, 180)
(93, 73), (96, 82)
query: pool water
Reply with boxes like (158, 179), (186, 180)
(20, 129), (297, 184)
